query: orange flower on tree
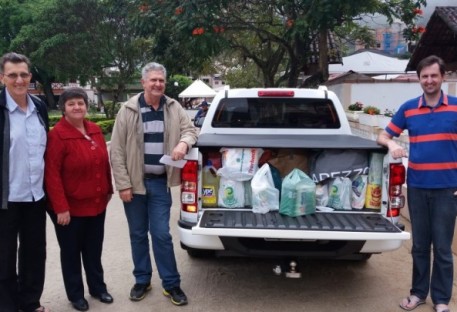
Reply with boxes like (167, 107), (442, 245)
(413, 8), (423, 15)
(175, 6), (184, 15)
(192, 27), (205, 36)
(286, 18), (294, 28)
(139, 3), (150, 13)
(213, 26), (225, 33)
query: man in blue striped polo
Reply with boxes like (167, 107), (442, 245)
(377, 55), (457, 312)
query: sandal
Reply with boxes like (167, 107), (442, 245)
(400, 295), (426, 311)
(434, 304), (450, 312)
(34, 307), (50, 312)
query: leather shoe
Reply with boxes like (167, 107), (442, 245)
(96, 292), (113, 304)
(71, 298), (89, 311)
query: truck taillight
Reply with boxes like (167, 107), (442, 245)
(181, 160), (198, 213)
(389, 163), (405, 186)
(388, 163), (406, 216)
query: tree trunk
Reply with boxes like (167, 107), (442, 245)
(318, 29), (329, 82)
(42, 82), (57, 110)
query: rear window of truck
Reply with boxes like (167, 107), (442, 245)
(211, 97), (341, 129)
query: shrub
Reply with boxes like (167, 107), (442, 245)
(96, 119), (115, 135)
(348, 101), (363, 111)
(384, 109), (395, 117)
(363, 105), (380, 115)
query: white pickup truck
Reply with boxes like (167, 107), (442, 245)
(178, 87), (410, 260)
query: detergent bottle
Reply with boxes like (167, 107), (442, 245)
(202, 160), (220, 207)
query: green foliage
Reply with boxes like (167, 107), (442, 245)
(167, 75), (192, 100)
(363, 105), (380, 115)
(223, 58), (264, 88)
(140, 0), (427, 87)
(48, 114), (114, 128)
(96, 119), (115, 135)
(102, 101), (122, 119)
(348, 102), (363, 111)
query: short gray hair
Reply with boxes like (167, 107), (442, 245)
(141, 62), (167, 80)
(0, 52), (31, 73)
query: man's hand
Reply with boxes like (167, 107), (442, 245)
(377, 129), (407, 159)
(387, 140), (408, 159)
(171, 141), (188, 161)
(119, 188), (133, 202)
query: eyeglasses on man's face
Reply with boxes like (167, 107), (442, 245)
(2, 72), (31, 80)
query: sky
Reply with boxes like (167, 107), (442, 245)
(362, 0), (455, 27)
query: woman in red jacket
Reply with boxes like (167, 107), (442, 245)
(45, 87), (113, 311)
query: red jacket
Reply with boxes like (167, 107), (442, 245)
(45, 117), (113, 217)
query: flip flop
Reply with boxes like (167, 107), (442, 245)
(34, 307), (50, 312)
(400, 295), (426, 311)
(433, 304), (450, 312)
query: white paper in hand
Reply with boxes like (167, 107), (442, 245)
(159, 155), (187, 168)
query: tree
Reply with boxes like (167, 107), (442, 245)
(167, 75), (192, 101)
(0, 0), (59, 107)
(10, 0), (154, 117)
(140, 0), (427, 87)
(10, 0), (105, 108)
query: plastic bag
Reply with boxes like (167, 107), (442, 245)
(309, 149), (369, 183)
(365, 152), (384, 210)
(279, 168), (314, 216)
(244, 180), (252, 207)
(351, 175), (368, 209)
(251, 163), (280, 214)
(295, 177), (317, 216)
(316, 183), (329, 207)
(328, 177), (352, 210)
(218, 177), (245, 208)
(217, 148), (263, 181)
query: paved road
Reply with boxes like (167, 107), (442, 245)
(40, 187), (457, 312)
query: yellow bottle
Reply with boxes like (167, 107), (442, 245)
(202, 161), (220, 208)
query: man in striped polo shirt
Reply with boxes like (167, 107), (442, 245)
(110, 62), (197, 306)
(377, 55), (457, 312)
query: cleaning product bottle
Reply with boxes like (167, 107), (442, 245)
(202, 160), (219, 207)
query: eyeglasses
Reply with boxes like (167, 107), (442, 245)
(3, 72), (31, 80)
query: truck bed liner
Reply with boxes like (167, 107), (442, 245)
(199, 210), (401, 233)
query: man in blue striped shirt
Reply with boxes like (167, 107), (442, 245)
(377, 55), (457, 312)
(110, 62), (197, 307)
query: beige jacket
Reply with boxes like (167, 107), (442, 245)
(110, 93), (198, 194)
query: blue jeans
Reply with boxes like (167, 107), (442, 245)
(407, 187), (457, 305)
(123, 177), (180, 289)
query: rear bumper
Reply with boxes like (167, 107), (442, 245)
(177, 219), (410, 256)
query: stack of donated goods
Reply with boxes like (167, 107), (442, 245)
(200, 148), (384, 216)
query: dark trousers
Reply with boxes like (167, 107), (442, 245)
(0, 199), (47, 312)
(48, 211), (107, 302)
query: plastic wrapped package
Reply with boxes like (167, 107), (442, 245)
(279, 168), (315, 216)
(251, 163), (279, 214)
(218, 177), (245, 208)
(351, 175), (368, 209)
(328, 177), (352, 210)
(217, 147), (263, 181)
